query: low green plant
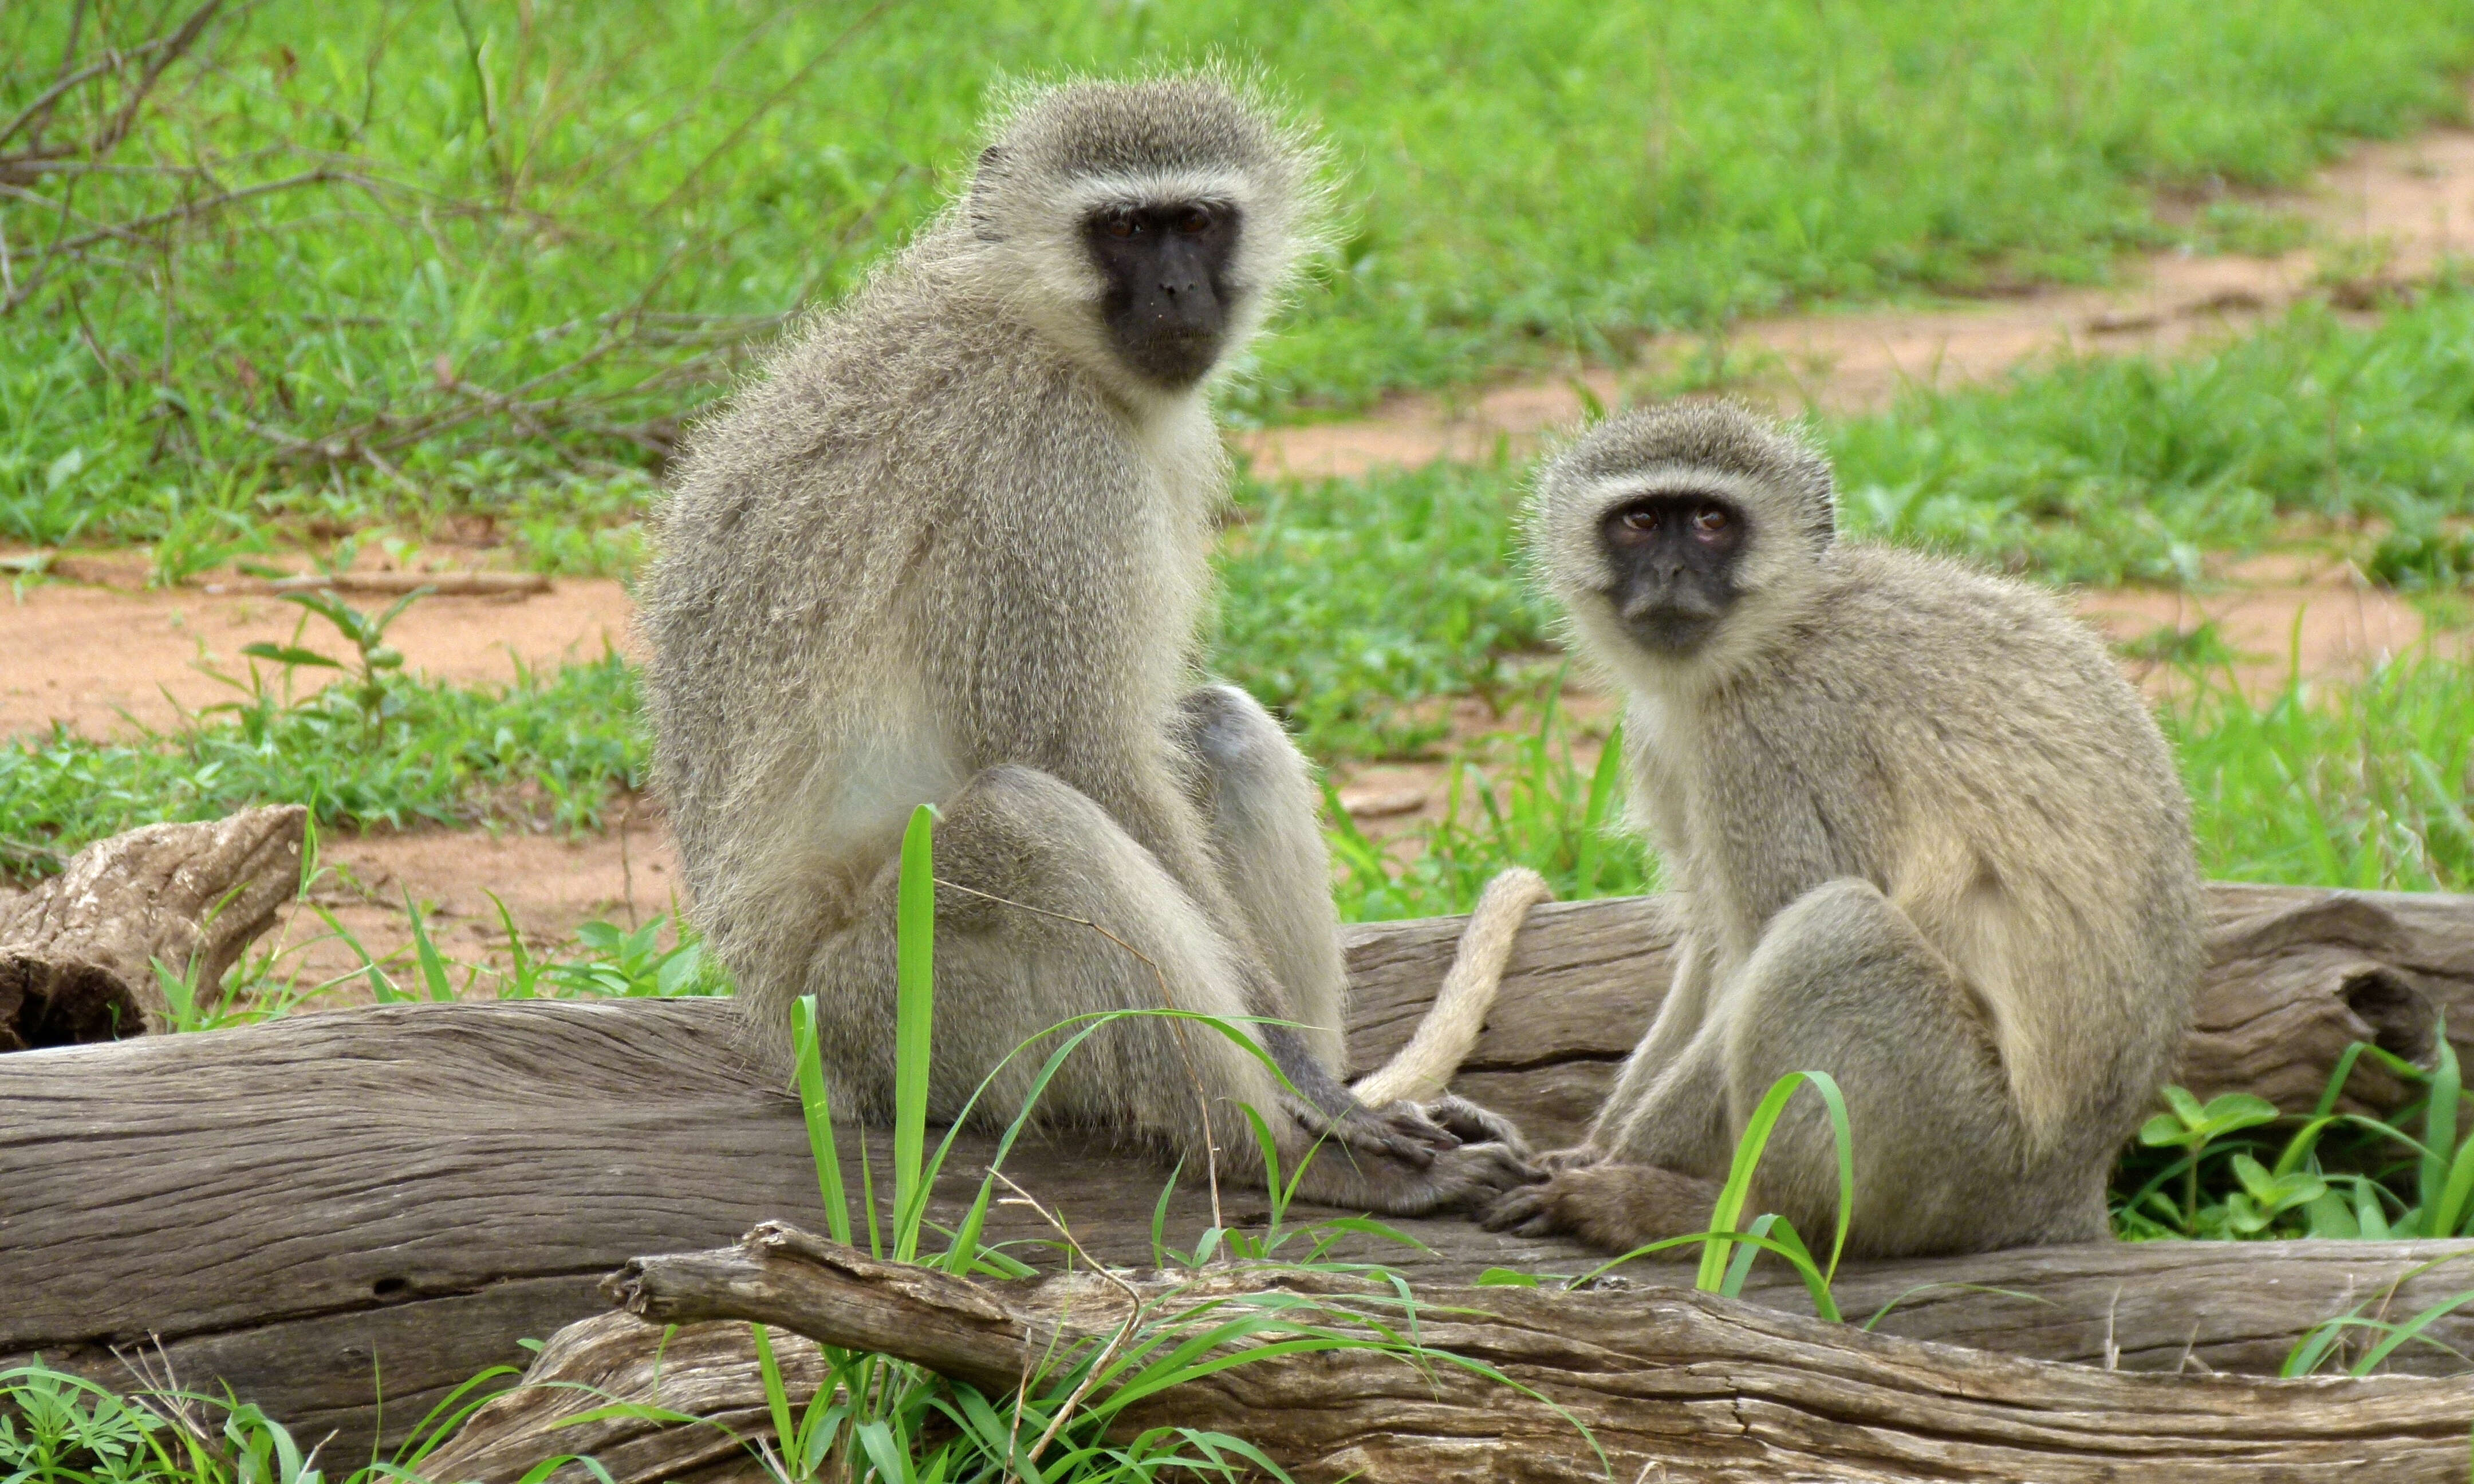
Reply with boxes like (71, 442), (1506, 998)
(11, 0), (2472, 542)
(1215, 460), (1555, 759)
(2115, 1027), (2474, 1254)
(0, 1358), (573, 1484)
(2370, 520), (2474, 591)
(2169, 646), (2474, 895)
(239, 589), (428, 731)
(1327, 696), (1652, 921)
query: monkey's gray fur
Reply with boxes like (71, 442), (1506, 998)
(1487, 401), (2203, 1257)
(642, 74), (1530, 1215)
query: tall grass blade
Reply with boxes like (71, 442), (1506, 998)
(893, 803), (936, 1265)
(2424, 1025), (2462, 1223)
(1697, 1070), (1853, 1291)
(2351, 1289), (2474, 1376)
(794, 994), (853, 1247)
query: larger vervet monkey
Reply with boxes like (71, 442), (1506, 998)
(1486, 402), (2202, 1256)
(644, 76), (1533, 1213)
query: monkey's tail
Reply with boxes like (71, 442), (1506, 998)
(1349, 867), (1554, 1107)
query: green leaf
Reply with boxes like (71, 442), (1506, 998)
(1475, 1268), (1542, 1288)
(239, 643), (344, 669)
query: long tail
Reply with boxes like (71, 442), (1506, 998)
(1350, 867), (1554, 1107)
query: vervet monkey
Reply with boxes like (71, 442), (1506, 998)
(1485, 402), (2202, 1257)
(643, 76), (1534, 1213)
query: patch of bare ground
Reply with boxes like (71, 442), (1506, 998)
(1240, 113), (2474, 480)
(0, 550), (637, 737)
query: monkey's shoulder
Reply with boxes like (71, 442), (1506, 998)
(1802, 544), (2122, 695)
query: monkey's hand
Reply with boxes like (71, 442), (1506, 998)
(1478, 1162), (1721, 1256)
(1291, 1093), (1461, 1170)
(1424, 1095), (1533, 1161)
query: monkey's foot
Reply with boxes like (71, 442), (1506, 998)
(1424, 1095), (1534, 1161)
(1478, 1162), (1721, 1256)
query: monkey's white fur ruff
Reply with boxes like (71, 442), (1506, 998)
(1352, 867), (1554, 1107)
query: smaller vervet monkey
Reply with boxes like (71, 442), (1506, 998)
(1485, 402), (2203, 1258)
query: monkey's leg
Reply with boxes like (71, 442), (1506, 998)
(813, 765), (1527, 1213)
(1174, 685), (1533, 1160)
(1716, 877), (2103, 1257)
(808, 763), (1304, 1162)
(1484, 883), (2052, 1257)
(1172, 685), (1348, 1068)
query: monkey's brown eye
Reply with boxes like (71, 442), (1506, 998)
(1620, 507), (1661, 532)
(1175, 207), (1212, 234)
(1104, 214), (1138, 239)
(1692, 505), (1730, 536)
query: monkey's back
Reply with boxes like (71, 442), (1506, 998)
(1676, 543), (2202, 1144)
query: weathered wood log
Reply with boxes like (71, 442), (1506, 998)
(6, 881), (2473, 1462)
(427, 1223), (2474, 1484)
(0, 805), (305, 1049)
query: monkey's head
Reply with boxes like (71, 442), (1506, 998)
(1530, 401), (1836, 681)
(963, 74), (1326, 395)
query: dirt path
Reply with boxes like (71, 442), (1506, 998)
(1240, 116), (2474, 480)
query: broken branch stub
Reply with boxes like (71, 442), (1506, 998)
(0, 805), (305, 1049)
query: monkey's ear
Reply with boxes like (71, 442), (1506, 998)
(967, 145), (1010, 239)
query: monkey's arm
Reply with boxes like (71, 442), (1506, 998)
(1568, 932), (1719, 1163)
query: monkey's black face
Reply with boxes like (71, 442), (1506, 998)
(1600, 494), (1747, 655)
(1085, 200), (1241, 388)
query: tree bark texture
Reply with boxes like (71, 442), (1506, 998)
(426, 1223), (2474, 1484)
(0, 804), (305, 1049)
(4, 881), (2471, 1462)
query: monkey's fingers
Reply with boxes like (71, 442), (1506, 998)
(1362, 1098), (1467, 1157)
(1424, 1095), (1533, 1160)
(1285, 1096), (1437, 1169)
(1478, 1183), (1559, 1236)
(1432, 1141), (1546, 1209)
(1537, 1144), (1608, 1176)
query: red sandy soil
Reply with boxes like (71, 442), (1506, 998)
(6, 108), (2473, 997)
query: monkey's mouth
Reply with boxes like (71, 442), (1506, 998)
(1621, 605), (1723, 656)
(1117, 327), (1224, 387)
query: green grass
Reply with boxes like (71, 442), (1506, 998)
(6, 1), (2473, 547)
(1216, 460), (1555, 757)
(0, 650), (641, 864)
(1833, 284), (2474, 584)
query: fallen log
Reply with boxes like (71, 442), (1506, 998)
(0, 805), (305, 1049)
(426, 1223), (2474, 1484)
(5, 880), (2472, 1461)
